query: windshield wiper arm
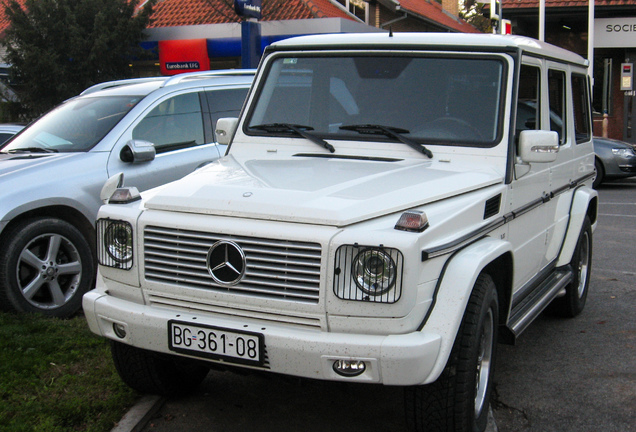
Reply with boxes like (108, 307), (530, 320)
(339, 124), (433, 158)
(251, 123), (335, 153)
(7, 146), (58, 154)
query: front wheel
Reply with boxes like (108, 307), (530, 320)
(111, 341), (209, 396)
(0, 217), (94, 318)
(593, 158), (604, 189)
(405, 274), (499, 432)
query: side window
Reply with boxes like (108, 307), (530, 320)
(133, 92), (205, 153)
(548, 69), (567, 145)
(571, 73), (592, 144)
(516, 65), (541, 137)
(205, 88), (249, 140)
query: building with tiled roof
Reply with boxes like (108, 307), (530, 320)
(146, 0), (354, 27)
(0, 0), (479, 75)
(141, 0), (478, 32)
(496, 0), (636, 142)
(136, 0), (479, 74)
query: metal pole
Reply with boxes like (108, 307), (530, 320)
(539, 0), (545, 41)
(588, 0), (595, 84)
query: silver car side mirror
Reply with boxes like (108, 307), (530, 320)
(120, 140), (156, 164)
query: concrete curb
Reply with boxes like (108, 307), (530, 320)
(110, 396), (498, 432)
(111, 395), (166, 432)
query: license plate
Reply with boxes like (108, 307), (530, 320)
(168, 320), (264, 366)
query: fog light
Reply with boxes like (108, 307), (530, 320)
(333, 359), (366, 377)
(113, 323), (127, 339)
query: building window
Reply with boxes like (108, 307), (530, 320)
(335, 0), (368, 22)
(593, 58), (612, 116)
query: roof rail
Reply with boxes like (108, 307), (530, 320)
(161, 69), (257, 87)
(80, 77), (167, 96)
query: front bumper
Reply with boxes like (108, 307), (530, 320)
(83, 290), (442, 386)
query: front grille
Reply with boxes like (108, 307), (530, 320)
(143, 226), (322, 303)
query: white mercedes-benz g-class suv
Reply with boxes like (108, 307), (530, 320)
(84, 33), (598, 432)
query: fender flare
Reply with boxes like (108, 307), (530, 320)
(419, 236), (512, 384)
(556, 187), (598, 267)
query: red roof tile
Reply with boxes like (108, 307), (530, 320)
(502, 0), (636, 8)
(0, 0), (477, 39)
(397, 0), (480, 33)
(147, 0), (354, 28)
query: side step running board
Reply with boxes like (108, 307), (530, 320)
(502, 268), (573, 344)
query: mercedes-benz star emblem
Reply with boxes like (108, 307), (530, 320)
(206, 240), (246, 286)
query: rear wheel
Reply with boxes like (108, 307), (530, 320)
(405, 274), (498, 432)
(550, 216), (592, 318)
(111, 341), (209, 395)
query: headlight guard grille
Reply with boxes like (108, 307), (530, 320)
(333, 244), (403, 304)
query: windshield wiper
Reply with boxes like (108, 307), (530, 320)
(339, 124), (433, 158)
(251, 123), (335, 153)
(7, 146), (58, 154)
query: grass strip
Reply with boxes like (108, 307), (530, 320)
(0, 312), (138, 431)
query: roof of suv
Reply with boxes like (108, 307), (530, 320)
(80, 69), (256, 97)
(269, 33), (588, 66)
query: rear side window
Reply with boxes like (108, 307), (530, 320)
(133, 92), (205, 153)
(571, 73), (591, 144)
(205, 88), (249, 140)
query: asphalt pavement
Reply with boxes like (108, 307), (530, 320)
(112, 179), (636, 432)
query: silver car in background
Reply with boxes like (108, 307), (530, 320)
(0, 124), (24, 144)
(0, 70), (254, 317)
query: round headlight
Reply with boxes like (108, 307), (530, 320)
(104, 222), (133, 263)
(352, 248), (397, 296)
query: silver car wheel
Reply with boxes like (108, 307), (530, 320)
(16, 233), (83, 309)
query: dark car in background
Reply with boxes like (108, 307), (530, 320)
(593, 136), (636, 188)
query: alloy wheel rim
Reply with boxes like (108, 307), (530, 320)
(475, 307), (494, 417)
(16, 233), (82, 309)
(577, 231), (590, 298)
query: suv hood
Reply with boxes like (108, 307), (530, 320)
(143, 155), (503, 227)
(0, 152), (80, 179)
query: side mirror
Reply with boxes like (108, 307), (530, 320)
(518, 130), (559, 163)
(120, 140), (156, 163)
(100, 173), (124, 203)
(215, 117), (239, 146)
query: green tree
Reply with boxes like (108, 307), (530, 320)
(2, 0), (156, 118)
(460, 0), (492, 33)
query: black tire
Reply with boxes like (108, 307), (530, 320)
(0, 217), (94, 318)
(593, 158), (604, 189)
(550, 216), (592, 318)
(111, 341), (209, 396)
(405, 274), (498, 432)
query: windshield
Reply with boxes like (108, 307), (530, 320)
(1, 95), (142, 153)
(246, 54), (505, 147)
